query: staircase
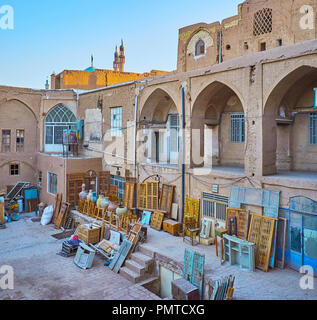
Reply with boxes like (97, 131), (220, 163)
(119, 245), (156, 284)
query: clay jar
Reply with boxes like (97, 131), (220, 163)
(108, 201), (119, 213)
(101, 197), (110, 209)
(87, 190), (93, 202)
(79, 184), (88, 201)
(116, 206), (128, 217)
(97, 195), (104, 209)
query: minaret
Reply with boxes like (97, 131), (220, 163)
(113, 46), (119, 72)
(91, 54), (94, 68)
(119, 39), (125, 72)
(45, 77), (49, 90)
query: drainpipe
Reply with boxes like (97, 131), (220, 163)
(181, 85), (186, 227)
(134, 87), (139, 178)
(218, 31), (223, 64)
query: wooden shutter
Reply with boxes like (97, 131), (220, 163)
(123, 182), (136, 209)
(137, 183), (147, 209)
(225, 208), (250, 240)
(67, 173), (84, 208)
(146, 181), (159, 210)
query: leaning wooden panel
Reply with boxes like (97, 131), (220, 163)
(159, 184), (175, 218)
(150, 210), (165, 231)
(55, 202), (70, 230)
(123, 182), (136, 209)
(225, 208), (250, 240)
(248, 214), (276, 272)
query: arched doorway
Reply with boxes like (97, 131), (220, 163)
(191, 81), (245, 170)
(140, 89), (180, 165)
(45, 104), (77, 153)
(263, 65), (317, 175)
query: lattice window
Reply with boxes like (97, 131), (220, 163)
(110, 107), (123, 137)
(10, 163), (19, 176)
(195, 39), (205, 56)
(309, 113), (317, 145)
(45, 104), (77, 145)
(253, 8), (273, 36)
(48, 172), (58, 195)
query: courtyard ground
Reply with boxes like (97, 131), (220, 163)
(0, 212), (316, 300)
(0, 213), (160, 301)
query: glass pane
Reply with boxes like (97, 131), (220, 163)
(45, 126), (53, 144)
(304, 229), (317, 259)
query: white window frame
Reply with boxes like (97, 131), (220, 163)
(110, 107), (123, 137)
(47, 172), (58, 195)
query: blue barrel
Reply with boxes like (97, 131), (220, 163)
(18, 199), (23, 213)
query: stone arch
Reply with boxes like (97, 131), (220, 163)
(0, 99), (38, 154)
(1, 98), (38, 123)
(139, 88), (180, 165)
(140, 88), (179, 123)
(263, 65), (317, 175)
(191, 80), (245, 168)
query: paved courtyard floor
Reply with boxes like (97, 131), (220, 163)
(0, 212), (316, 300)
(143, 228), (317, 300)
(0, 213), (160, 301)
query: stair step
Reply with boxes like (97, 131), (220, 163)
(139, 245), (155, 258)
(119, 267), (142, 283)
(131, 252), (154, 268)
(125, 260), (146, 276)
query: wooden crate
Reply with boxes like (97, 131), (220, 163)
(78, 224), (101, 245)
(163, 219), (181, 236)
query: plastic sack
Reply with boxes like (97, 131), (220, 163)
(41, 205), (54, 226)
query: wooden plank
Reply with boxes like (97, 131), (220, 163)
(0, 202), (4, 225)
(52, 193), (62, 224)
(109, 239), (133, 273)
(123, 182), (136, 209)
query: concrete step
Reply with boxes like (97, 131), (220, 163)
(119, 266), (142, 283)
(139, 245), (155, 258)
(125, 259), (146, 276)
(137, 276), (159, 287)
(131, 252), (154, 269)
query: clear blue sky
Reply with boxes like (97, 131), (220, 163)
(0, 0), (242, 89)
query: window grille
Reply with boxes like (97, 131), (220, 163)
(202, 192), (228, 221)
(253, 8), (273, 36)
(309, 113), (317, 145)
(167, 114), (180, 163)
(110, 107), (123, 137)
(231, 114), (245, 143)
(16, 129), (24, 152)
